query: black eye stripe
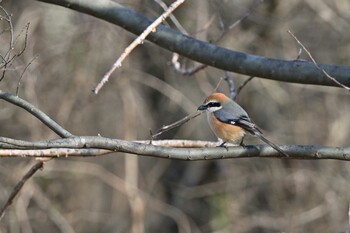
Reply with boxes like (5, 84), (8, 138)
(207, 102), (221, 107)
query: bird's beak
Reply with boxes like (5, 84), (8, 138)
(197, 104), (208, 111)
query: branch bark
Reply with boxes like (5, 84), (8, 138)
(35, 0), (350, 87)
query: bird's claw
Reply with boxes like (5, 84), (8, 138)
(217, 142), (229, 151)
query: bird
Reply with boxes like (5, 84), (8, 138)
(197, 92), (289, 157)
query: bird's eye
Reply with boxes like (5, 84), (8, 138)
(207, 102), (221, 108)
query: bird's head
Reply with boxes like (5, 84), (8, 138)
(197, 93), (229, 112)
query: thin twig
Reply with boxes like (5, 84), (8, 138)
(153, 0), (188, 35)
(0, 5), (14, 80)
(5, 22), (30, 65)
(213, 78), (223, 92)
(0, 22), (30, 81)
(0, 90), (73, 138)
(216, 0), (264, 43)
(0, 161), (44, 220)
(93, 0), (186, 94)
(234, 76), (254, 100)
(288, 30), (350, 91)
(16, 55), (38, 96)
(0, 5), (14, 60)
(152, 111), (201, 138)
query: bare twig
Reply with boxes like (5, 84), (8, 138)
(0, 21), (30, 81)
(153, 0), (188, 35)
(234, 76), (255, 101)
(93, 0), (186, 94)
(288, 30), (350, 91)
(0, 5), (14, 80)
(0, 90), (73, 138)
(213, 77), (223, 92)
(13, 22), (30, 49)
(0, 161), (44, 220)
(216, 0), (264, 42)
(152, 111), (201, 138)
(0, 5), (14, 59)
(16, 55), (38, 96)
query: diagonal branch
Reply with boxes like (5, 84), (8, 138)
(93, 0), (185, 94)
(288, 30), (350, 91)
(0, 161), (44, 220)
(36, 0), (350, 87)
(0, 90), (73, 138)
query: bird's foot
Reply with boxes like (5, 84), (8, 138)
(217, 141), (229, 151)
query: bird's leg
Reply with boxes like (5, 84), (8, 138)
(238, 134), (247, 147)
(219, 141), (227, 147)
(239, 138), (245, 147)
(218, 141), (229, 151)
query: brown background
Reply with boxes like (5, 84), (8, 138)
(1, 0), (350, 232)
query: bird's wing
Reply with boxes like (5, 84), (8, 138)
(214, 107), (262, 135)
(233, 116), (262, 135)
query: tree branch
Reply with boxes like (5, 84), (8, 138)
(0, 161), (43, 220)
(35, 0), (350, 87)
(0, 137), (349, 161)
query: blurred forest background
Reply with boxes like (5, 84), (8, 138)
(1, 0), (350, 232)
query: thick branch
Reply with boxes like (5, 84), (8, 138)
(35, 0), (350, 87)
(0, 137), (349, 161)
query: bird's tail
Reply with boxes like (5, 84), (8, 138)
(254, 132), (289, 157)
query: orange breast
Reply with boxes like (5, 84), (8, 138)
(208, 113), (245, 144)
